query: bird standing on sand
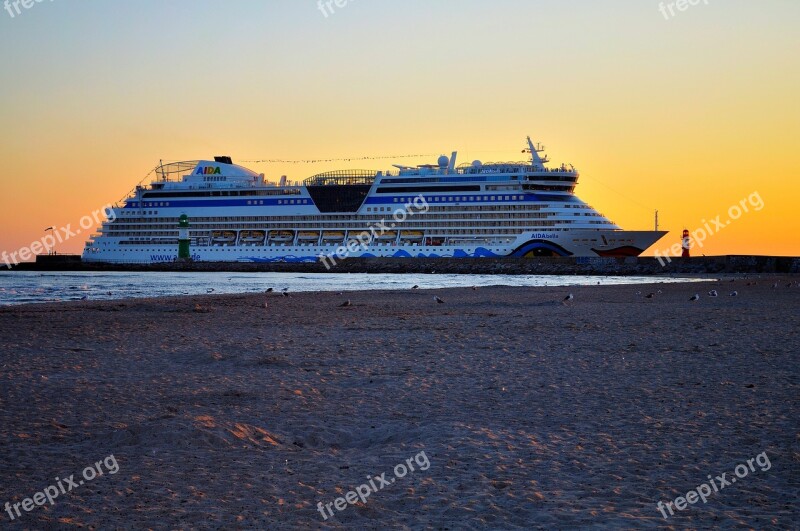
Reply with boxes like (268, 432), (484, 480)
(282, 292), (290, 298)
(563, 294), (574, 303)
(689, 294), (701, 302)
(412, 285), (419, 290)
(339, 300), (352, 307)
(730, 291), (738, 297)
(266, 288), (274, 293)
(207, 288), (215, 293)
(434, 296), (445, 304)
(708, 290), (718, 297)
(645, 293), (655, 299)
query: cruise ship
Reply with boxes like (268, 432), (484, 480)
(82, 137), (667, 264)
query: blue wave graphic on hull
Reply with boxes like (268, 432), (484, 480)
(364, 248), (502, 259)
(232, 247), (504, 263)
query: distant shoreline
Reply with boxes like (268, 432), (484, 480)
(8, 255), (800, 276)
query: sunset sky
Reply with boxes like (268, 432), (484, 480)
(1, 0), (798, 258)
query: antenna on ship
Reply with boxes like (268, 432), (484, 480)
(523, 136), (550, 168)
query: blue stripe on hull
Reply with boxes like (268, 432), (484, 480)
(123, 193), (579, 209)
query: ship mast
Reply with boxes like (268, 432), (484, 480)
(524, 136), (550, 169)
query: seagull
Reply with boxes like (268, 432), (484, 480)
(730, 291), (738, 297)
(636, 291), (642, 296)
(657, 289), (663, 294)
(266, 288), (274, 293)
(412, 285), (419, 290)
(689, 294), (700, 302)
(434, 296), (445, 304)
(472, 286), (478, 291)
(281, 292), (290, 298)
(563, 294), (574, 303)
(339, 300), (352, 307)
(282, 288), (289, 292)
(645, 293), (655, 299)
(207, 288), (215, 293)
(708, 290), (718, 297)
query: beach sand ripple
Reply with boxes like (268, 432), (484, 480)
(0, 280), (798, 528)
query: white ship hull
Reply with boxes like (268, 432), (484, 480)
(83, 139), (668, 265)
(83, 230), (666, 264)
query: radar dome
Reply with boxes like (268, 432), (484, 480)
(438, 155), (449, 168)
(472, 160), (483, 167)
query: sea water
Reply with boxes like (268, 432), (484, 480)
(0, 271), (709, 305)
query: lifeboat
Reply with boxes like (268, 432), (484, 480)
(239, 230), (266, 244)
(212, 231), (237, 245)
(322, 231), (345, 242)
(297, 231), (320, 242)
(269, 231), (294, 242)
(375, 231), (398, 241)
(400, 231), (424, 241)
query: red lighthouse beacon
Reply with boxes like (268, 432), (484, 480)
(681, 229), (691, 258)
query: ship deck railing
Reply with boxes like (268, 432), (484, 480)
(454, 162), (577, 175)
(304, 170), (380, 186)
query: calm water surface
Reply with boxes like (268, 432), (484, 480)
(0, 271), (710, 305)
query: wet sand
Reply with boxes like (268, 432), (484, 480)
(0, 278), (798, 528)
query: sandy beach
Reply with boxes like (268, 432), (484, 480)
(0, 278), (798, 529)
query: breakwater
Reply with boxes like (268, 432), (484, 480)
(13, 255), (800, 275)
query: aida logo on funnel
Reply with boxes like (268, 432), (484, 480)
(196, 167), (222, 175)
